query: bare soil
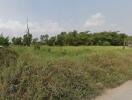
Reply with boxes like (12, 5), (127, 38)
(95, 81), (132, 100)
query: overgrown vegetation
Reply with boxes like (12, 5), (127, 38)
(0, 46), (132, 100)
(0, 48), (17, 67)
(0, 30), (130, 47)
(11, 31), (128, 46)
(0, 34), (9, 46)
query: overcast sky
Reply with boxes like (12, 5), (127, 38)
(0, 0), (131, 37)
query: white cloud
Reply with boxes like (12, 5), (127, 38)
(0, 19), (64, 37)
(0, 19), (26, 36)
(84, 13), (105, 28)
(83, 13), (131, 34)
(30, 20), (64, 36)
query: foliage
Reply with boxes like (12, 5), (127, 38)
(40, 34), (49, 45)
(1, 46), (132, 100)
(48, 36), (56, 46)
(10, 31), (129, 46)
(47, 31), (128, 46)
(23, 33), (32, 46)
(0, 34), (9, 46)
(12, 37), (23, 45)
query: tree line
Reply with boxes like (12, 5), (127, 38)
(0, 31), (129, 46)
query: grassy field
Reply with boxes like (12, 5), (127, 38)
(1, 46), (132, 100)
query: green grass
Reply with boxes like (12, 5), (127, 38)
(1, 46), (132, 100)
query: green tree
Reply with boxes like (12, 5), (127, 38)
(40, 34), (49, 45)
(48, 36), (56, 46)
(56, 32), (67, 46)
(66, 30), (79, 46)
(0, 34), (9, 46)
(23, 33), (32, 46)
(12, 37), (23, 45)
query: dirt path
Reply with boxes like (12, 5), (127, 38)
(95, 81), (132, 100)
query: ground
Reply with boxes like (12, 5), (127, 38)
(95, 81), (132, 100)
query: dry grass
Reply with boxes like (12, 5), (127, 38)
(0, 46), (132, 100)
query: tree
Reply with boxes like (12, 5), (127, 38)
(7, 30), (130, 46)
(12, 37), (23, 45)
(66, 30), (79, 46)
(0, 34), (9, 46)
(23, 33), (32, 46)
(48, 36), (56, 46)
(56, 32), (67, 46)
(120, 33), (127, 49)
(77, 32), (91, 45)
(40, 34), (49, 45)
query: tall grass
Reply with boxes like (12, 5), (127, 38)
(0, 46), (132, 100)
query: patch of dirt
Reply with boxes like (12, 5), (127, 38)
(95, 81), (132, 100)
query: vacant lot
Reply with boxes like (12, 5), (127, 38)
(0, 46), (132, 100)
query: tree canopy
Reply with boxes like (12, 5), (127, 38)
(9, 31), (130, 46)
(0, 34), (9, 46)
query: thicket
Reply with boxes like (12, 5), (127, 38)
(11, 31), (128, 46)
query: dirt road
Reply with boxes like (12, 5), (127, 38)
(95, 81), (132, 100)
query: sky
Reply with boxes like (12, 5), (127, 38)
(0, 0), (131, 37)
